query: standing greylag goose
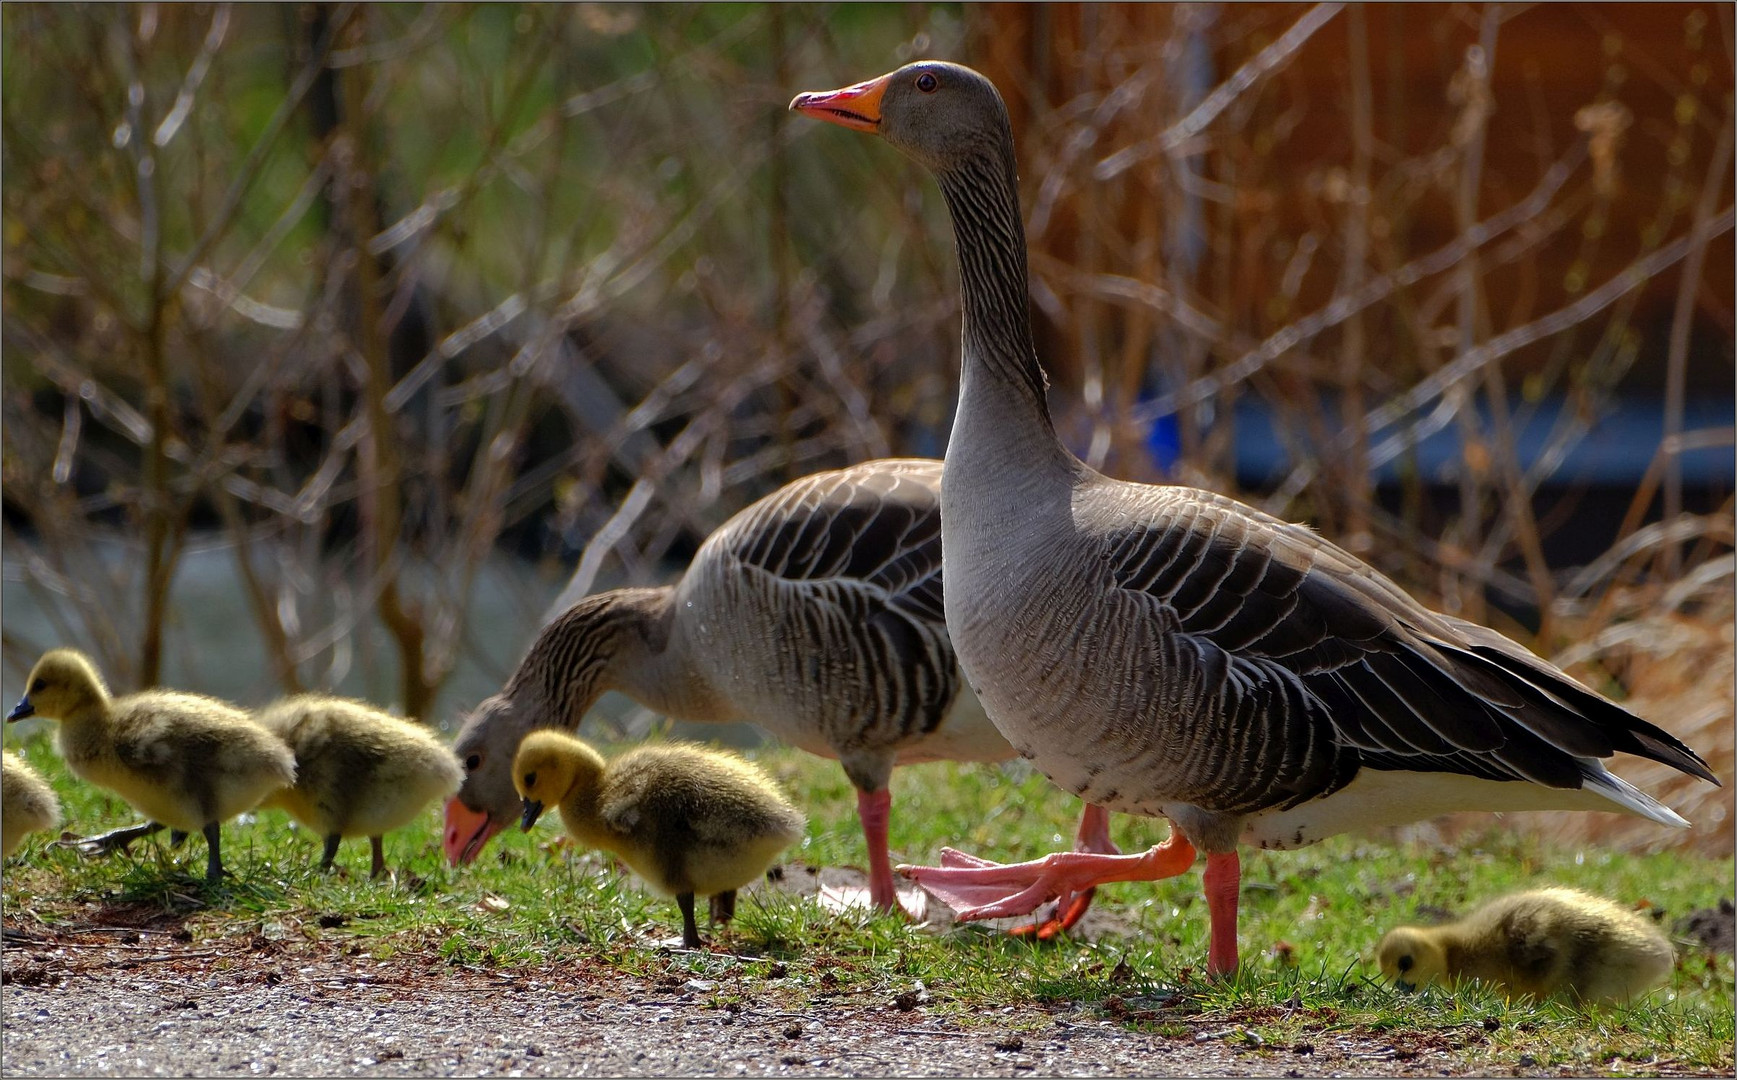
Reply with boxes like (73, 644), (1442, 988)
(444, 458), (1110, 934)
(7, 649), (297, 883)
(514, 730), (806, 948)
(791, 61), (1718, 976)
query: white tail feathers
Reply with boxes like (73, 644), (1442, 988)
(1583, 764), (1691, 828)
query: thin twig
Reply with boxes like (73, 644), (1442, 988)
(1095, 3), (1346, 179)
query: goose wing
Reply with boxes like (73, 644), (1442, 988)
(708, 459), (957, 741)
(718, 459), (946, 626)
(1093, 485), (1715, 815)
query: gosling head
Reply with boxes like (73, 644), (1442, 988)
(1377, 926), (1450, 992)
(512, 729), (605, 833)
(9, 649), (108, 723)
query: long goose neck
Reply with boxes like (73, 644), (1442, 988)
(935, 148), (1054, 436)
(507, 588), (715, 724)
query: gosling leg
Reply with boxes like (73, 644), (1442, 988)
(676, 892), (703, 948)
(58, 821), (164, 857)
(320, 834), (342, 872)
(369, 836), (386, 880)
(202, 822), (223, 884)
(168, 830), (189, 848)
(709, 890), (737, 928)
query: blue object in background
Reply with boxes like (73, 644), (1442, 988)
(1146, 394), (1735, 491)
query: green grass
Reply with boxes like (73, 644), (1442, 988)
(4, 731), (1732, 1073)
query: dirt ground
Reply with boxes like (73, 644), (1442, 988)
(0, 921), (1702, 1079)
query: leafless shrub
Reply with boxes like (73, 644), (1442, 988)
(2, 3), (1731, 824)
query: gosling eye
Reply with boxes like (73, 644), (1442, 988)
(523, 771), (536, 789)
(30, 678), (45, 694)
(1397, 955), (1414, 973)
(915, 72), (938, 93)
(464, 754), (481, 772)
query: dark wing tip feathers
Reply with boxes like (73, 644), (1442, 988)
(1113, 503), (1717, 799)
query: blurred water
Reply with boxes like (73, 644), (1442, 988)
(1, 537), (768, 749)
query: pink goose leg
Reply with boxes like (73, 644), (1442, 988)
(1202, 850), (1241, 977)
(1009, 803), (1117, 939)
(858, 787), (914, 915)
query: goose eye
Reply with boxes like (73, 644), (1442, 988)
(1397, 955), (1414, 973)
(915, 72), (938, 93)
(30, 678), (45, 694)
(464, 754), (481, 772)
(523, 771), (537, 789)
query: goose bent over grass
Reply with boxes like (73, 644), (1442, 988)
(1377, 887), (1675, 1005)
(514, 729), (805, 948)
(7, 649), (296, 883)
(446, 459), (1110, 934)
(792, 61), (1718, 976)
(255, 694), (463, 878)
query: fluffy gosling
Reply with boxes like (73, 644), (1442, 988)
(254, 694), (463, 878)
(1377, 887), (1676, 1005)
(7, 649), (295, 883)
(514, 730), (805, 947)
(2, 750), (61, 857)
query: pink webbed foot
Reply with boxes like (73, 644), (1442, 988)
(898, 829), (1197, 924)
(1009, 803), (1117, 940)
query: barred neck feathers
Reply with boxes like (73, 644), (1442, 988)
(935, 148), (1052, 432)
(506, 588), (675, 724)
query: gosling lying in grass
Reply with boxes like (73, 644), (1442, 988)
(1377, 886), (1675, 1005)
(2, 750), (61, 858)
(7, 649), (295, 883)
(254, 694), (463, 878)
(513, 730), (805, 947)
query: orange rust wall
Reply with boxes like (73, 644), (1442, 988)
(963, 3), (1733, 395)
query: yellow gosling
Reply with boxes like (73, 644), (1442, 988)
(254, 694), (462, 878)
(6, 649), (295, 883)
(513, 730), (805, 947)
(2, 750), (61, 857)
(1377, 887), (1676, 1005)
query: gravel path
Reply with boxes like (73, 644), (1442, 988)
(0, 929), (1480, 1079)
(0, 925), (1693, 1078)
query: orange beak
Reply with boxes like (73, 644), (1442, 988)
(443, 795), (505, 866)
(789, 73), (891, 132)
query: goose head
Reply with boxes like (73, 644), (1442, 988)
(443, 694), (534, 865)
(791, 60), (1014, 177)
(1376, 925), (1449, 992)
(512, 729), (604, 831)
(9, 649), (108, 723)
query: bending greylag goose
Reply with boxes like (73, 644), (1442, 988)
(514, 729), (806, 948)
(254, 694), (463, 878)
(792, 61), (1718, 976)
(7, 649), (296, 883)
(1377, 887), (1675, 1005)
(444, 458), (1110, 933)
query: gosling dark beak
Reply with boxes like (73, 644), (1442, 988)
(1395, 980), (1416, 993)
(520, 799), (545, 832)
(7, 697), (34, 722)
(790, 73), (891, 132)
